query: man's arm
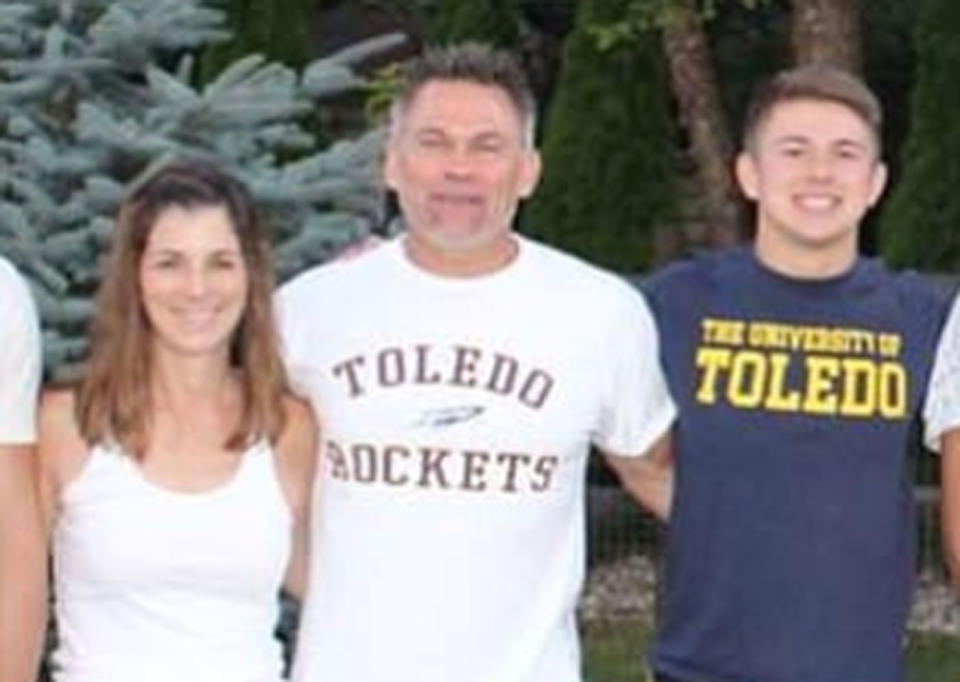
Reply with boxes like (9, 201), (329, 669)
(602, 432), (673, 522)
(940, 430), (960, 586)
(0, 444), (46, 682)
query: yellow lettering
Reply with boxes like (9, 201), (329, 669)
(748, 322), (771, 348)
(702, 318), (745, 345)
(802, 356), (840, 414)
(838, 358), (877, 417)
(879, 334), (903, 359)
(695, 347), (732, 404)
(878, 363), (908, 418)
(727, 351), (767, 408)
(763, 352), (801, 411)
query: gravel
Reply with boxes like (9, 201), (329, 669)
(579, 554), (960, 633)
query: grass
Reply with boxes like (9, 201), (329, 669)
(582, 620), (960, 682)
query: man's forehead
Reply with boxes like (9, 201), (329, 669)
(401, 80), (519, 121)
(756, 99), (878, 147)
(391, 91), (522, 148)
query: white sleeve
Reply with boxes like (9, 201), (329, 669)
(0, 259), (41, 444)
(593, 285), (676, 457)
(923, 292), (960, 452)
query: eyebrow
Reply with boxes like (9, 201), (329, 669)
(144, 247), (241, 257)
(772, 134), (869, 151)
(833, 139), (869, 152)
(412, 127), (512, 143)
(413, 127), (448, 139)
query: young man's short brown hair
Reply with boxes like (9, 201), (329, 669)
(391, 42), (536, 146)
(742, 64), (883, 153)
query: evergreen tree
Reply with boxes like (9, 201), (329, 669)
(521, 0), (679, 271)
(879, 0), (960, 270)
(429, 0), (519, 46)
(0, 0), (400, 377)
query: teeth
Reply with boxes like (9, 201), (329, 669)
(795, 195), (837, 210)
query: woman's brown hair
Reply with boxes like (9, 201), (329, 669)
(76, 160), (288, 457)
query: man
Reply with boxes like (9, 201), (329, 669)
(644, 66), (948, 682)
(278, 43), (675, 682)
(0, 257), (44, 682)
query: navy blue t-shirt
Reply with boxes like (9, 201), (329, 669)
(643, 247), (948, 682)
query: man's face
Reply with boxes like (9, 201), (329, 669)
(385, 79), (541, 274)
(736, 98), (887, 268)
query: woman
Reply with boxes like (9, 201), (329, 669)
(37, 161), (316, 682)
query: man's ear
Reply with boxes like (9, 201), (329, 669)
(383, 145), (399, 193)
(734, 152), (759, 202)
(868, 161), (888, 208)
(517, 150), (542, 199)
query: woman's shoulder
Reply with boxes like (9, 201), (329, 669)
(278, 395), (316, 448)
(39, 386), (84, 447)
(38, 385), (92, 506)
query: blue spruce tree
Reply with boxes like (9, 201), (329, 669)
(0, 0), (400, 377)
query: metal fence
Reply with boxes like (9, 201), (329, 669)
(579, 444), (960, 680)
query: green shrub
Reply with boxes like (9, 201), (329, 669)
(520, 0), (678, 272)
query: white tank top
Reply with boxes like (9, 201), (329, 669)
(52, 440), (292, 682)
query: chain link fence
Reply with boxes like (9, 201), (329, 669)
(579, 442), (960, 680)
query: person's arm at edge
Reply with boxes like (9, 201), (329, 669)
(601, 432), (673, 522)
(0, 442), (46, 682)
(17, 387), (90, 682)
(276, 396), (319, 600)
(940, 430), (960, 587)
(0, 262), (44, 682)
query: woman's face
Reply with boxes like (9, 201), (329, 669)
(138, 204), (249, 362)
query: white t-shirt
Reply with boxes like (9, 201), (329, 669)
(278, 235), (675, 682)
(0, 257), (40, 444)
(924, 292), (960, 450)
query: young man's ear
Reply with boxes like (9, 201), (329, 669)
(734, 152), (760, 202)
(867, 161), (888, 208)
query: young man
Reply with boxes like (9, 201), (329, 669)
(644, 66), (948, 682)
(278, 44), (675, 682)
(0, 257), (44, 682)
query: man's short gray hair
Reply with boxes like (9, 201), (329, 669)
(390, 42), (537, 147)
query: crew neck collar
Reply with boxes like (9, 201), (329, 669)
(390, 233), (529, 290)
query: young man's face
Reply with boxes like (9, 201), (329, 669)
(736, 98), (887, 272)
(385, 79), (541, 275)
